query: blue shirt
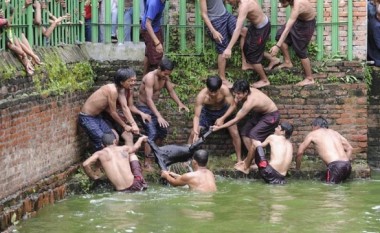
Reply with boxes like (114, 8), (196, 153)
(141, 0), (165, 32)
(368, 15), (380, 66)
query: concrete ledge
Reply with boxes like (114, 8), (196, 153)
(80, 42), (145, 62)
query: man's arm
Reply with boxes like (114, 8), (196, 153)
(125, 135), (148, 154)
(83, 152), (103, 180)
(192, 91), (204, 136)
(118, 89), (139, 133)
(270, 2), (300, 56)
(296, 133), (313, 170)
(161, 171), (190, 187)
(107, 88), (130, 132)
(222, 4), (247, 58)
(215, 87), (237, 126)
(165, 80), (189, 112)
(212, 102), (250, 131)
(145, 18), (163, 53)
(340, 134), (353, 160)
(127, 90), (152, 123)
(199, 0), (223, 43)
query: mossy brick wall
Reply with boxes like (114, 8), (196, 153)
(368, 67), (380, 168)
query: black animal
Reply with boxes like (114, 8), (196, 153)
(146, 128), (213, 170)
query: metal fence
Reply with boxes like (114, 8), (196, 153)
(0, 0), (355, 61)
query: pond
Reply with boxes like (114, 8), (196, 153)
(14, 178), (380, 233)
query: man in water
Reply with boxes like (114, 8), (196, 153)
(161, 149), (217, 192)
(296, 116), (353, 184)
(83, 133), (148, 192)
(255, 122), (293, 184)
(137, 58), (189, 170)
(79, 68), (139, 152)
(188, 76), (242, 162)
(269, 0), (316, 86)
(212, 79), (280, 174)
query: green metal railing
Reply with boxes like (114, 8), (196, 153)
(0, 0), (355, 61)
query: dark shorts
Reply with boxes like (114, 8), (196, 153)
(240, 110), (280, 142)
(326, 160), (352, 184)
(78, 112), (113, 151)
(206, 12), (237, 54)
(259, 164), (286, 185)
(243, 21), (271, 64)
(275, 18), (316, 59)
(199, 104), (230, 129)
(120, 160), (148, 192)
(136, 104), (167, 141)
(141, 28), (164, 67)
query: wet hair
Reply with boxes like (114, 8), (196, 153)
(206, 76), (222, 92)
(280, 122), (293, 139)
(193, 149), (208, 167)
(312, 116), (329, 129)
(102, 133), (116, 146)
(114, 68), (136, 87)
(159, 58), (175, 71)
(231, 79), (251, 94)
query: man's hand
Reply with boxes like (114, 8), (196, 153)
(157, 116), (169, 128)
(178, 105), (189, 113)
(269, 45), (280, 57)
(222, 48), (232, 59)
(139, 135), (148, 142)
(155, 43), (164, 54)
(141, 113), (152, 123)
(161, 170), (169, 178)
(214, 118), (224, 126)
(211, 125), (221, 132)
(212, 30), (223, 44)
(131, 123), (139, 134)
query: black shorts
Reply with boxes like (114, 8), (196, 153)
(276, 18), (316, 59)
(259, 164), (286, 185)
(326, 160), (352, 184)
(240, 110), (280, 142)
(243, 21), (271, 64)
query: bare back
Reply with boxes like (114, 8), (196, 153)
(98, 145), (134, 190)
(267, 135), (293, 176)
(184, 169), (217, 192)
(242, 0), (267, 26)
(293, 0), (316, 21)
(81, 84), (118, 116)
(306, 128), (351, 164)
(243, 88), (278, 114)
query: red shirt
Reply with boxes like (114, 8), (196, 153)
(84, 5), (91, 20)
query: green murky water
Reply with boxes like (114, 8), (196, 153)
(15, 178), (380, 233)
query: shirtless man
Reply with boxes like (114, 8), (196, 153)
(269, 0), (316, 86)
(83, 133), (148, 192)
(79, 68), (139, 151)
(161, 149), (217, 192)
(296, 116), (353, 184)
(211, 79), (280, 174)
(137, 58), (189, 169)
(222, 0), (278, 88)
(188, 76), (242, 162)
(256, 122), (293, 184)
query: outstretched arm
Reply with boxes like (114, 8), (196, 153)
(296, 133), (313, 170)
(161, 171), (190, 187)
(125, 135), (148, 154)
(83, 152), (103, 180)
(340, 135), (353, 160)
(166, 80), (189, 112)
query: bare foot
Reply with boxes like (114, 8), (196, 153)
(32, 55), (43, 65)
(249, 164), (258, 171)
(265, 57), (281, 70)
(234, 161), (250, 175)
(242, 60), (252, 71)
(276, 62), (293, 70)
(251, 80), (270, 89)
(295, 79), (315, 86)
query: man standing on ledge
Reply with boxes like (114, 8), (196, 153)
(141, 0), (166, 75)
(269, 0), (316, 86)
(296, 116), (353, 184)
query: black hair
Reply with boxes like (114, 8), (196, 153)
(231, 79), (251, 94)
(206, 76), (222, 92)
(193, 149), (208, 167)
(312, 116), (329, 129)
(280, 122), (293, 139)
(114, 68), (136, 87)
(102, 133), (116, 146)
(159, 57), (175, 71)
(279, 0), (294, 5)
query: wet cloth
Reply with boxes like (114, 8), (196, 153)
(275, 18), (316, 59)
(141, 28), (164, 67)
(243, 18), (271, 64)
(199, 104), (230, 128)
(326, 160), (352, 184)
(119, 160), (148, 192)
(206, 11), (237, 54)
(240, 110), (280, 142)
(78, 112), (113, 151)
(259, 164), (286, 185)
(136, 104), (167, 141)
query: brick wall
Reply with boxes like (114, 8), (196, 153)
(368, 67), (380, 167)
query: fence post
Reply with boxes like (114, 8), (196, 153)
(347, 0), (353, 60)
(195, 0), (202, 54)
(91, 0), (98, 42)
(132, 0), (140, 43)
(179, 0), (186, 51)
(117, 0), (124, 43)
(332, 0), (339, 56)
(316, 0), (324, 60)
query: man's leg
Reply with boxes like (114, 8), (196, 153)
(227, 125), (242, 162)
(264, 52), (280, 70)
(251, 63), (270, 89)
(296, 57), (315, 86)
(218, 54), (231, 87)
(277, 43), (293, 69)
